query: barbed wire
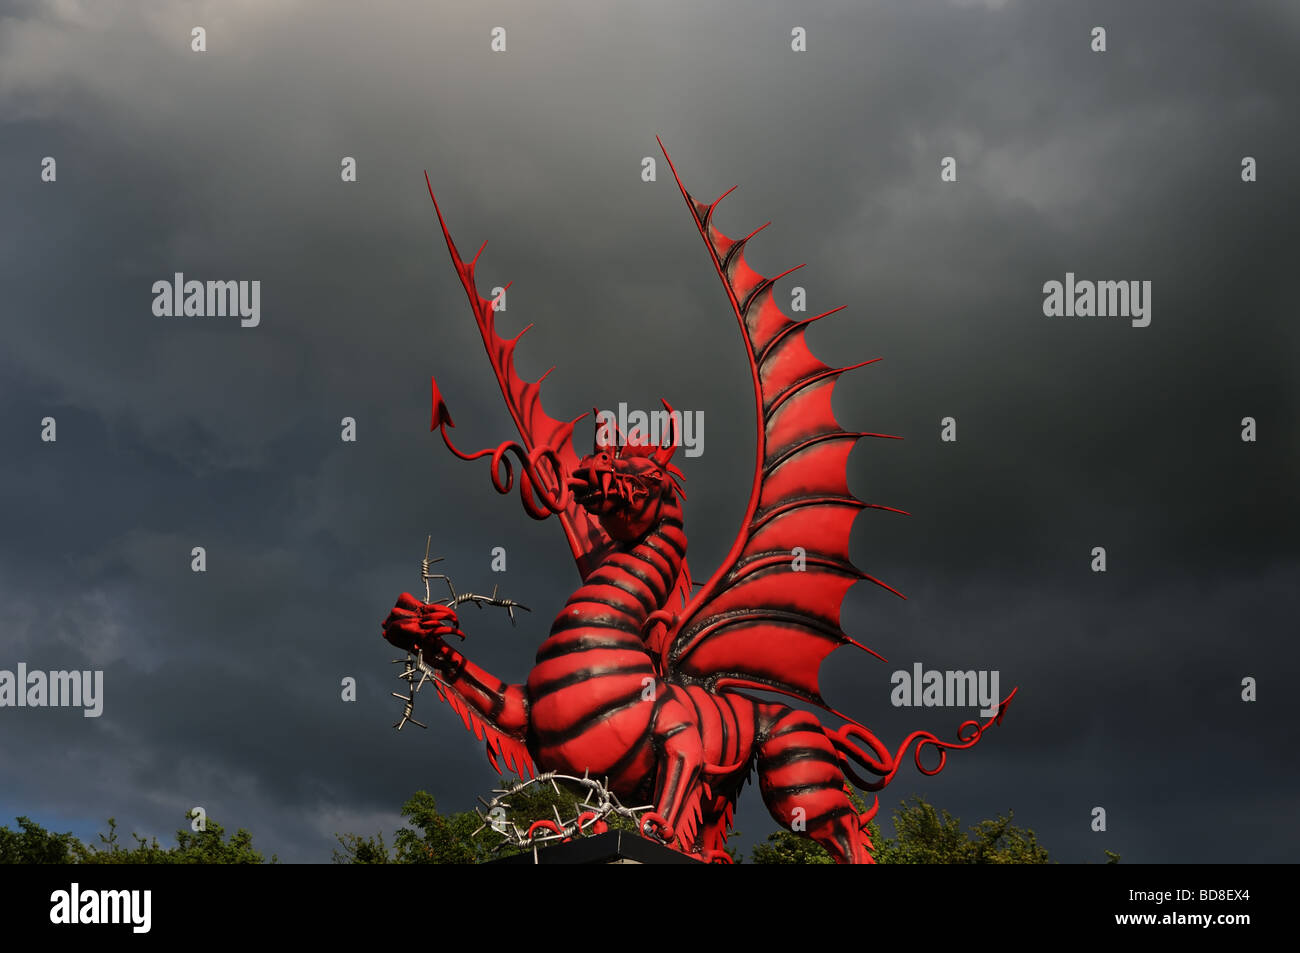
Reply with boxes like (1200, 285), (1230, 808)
(389, 537), (529, 731)
(471, 771), (659, 853)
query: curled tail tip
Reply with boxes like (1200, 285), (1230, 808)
(430, 376), (455, 431)
(994, 685), (1020, 724)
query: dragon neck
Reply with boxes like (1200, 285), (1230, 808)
(593, 493), (686, 622)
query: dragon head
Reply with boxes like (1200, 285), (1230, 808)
(568, 401), (686, 542)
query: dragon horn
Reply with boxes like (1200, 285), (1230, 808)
(651, 398), (680, 468)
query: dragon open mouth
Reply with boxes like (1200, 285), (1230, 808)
(569, 470), (640, 511)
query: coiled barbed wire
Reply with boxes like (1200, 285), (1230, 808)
(390, 537), (529, 731)
(471, 771), (658, 853)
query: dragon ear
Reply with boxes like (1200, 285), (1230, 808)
(667, 463), (687, 500)
(652, 398), (680, 468)
(591, 407), (601, 454)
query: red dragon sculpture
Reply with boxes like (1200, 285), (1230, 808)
(381, 139), (1015, 863)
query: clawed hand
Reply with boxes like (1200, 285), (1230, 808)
(382, 592), (464, 657)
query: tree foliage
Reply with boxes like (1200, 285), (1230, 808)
(0, 814), (273, 864)
(750, 790), (1079, 864)
(5, 786), (1117, 864)
(0, 816), (81, 864)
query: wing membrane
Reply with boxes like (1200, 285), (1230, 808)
(655, 141), (907, 717)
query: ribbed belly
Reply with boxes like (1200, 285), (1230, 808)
(528, 605), (658, 777)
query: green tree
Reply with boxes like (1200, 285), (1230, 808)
(1, 814), (274, 864)
(74, 816), (273, 864)
(332, 831), (392, 864)
(749, 791), (1055, 864)
(391, 790), (487, 864)
(0, 816), (80, 864)
(879, 796), (1049, 864)
(331, 790), (504, 864)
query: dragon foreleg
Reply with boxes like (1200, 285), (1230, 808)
(383, 591), (536, 777)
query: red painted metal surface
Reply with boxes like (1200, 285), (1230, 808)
(382, 143), (1015, 863)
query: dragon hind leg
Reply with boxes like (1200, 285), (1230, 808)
(756, 705), (873, 864)
(642, 684), (705, 853)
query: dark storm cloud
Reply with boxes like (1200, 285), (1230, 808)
(1, 0), (1295, 862)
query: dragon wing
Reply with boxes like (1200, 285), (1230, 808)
(426, 174), (695, 674)
(654, 140), (908, 722)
